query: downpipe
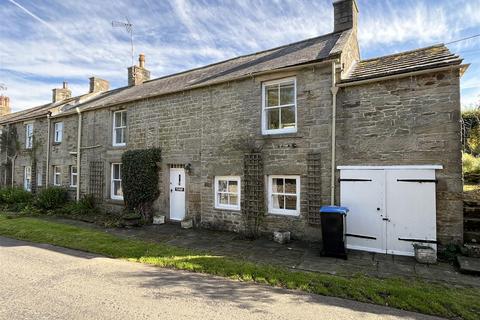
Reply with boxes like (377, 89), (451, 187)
(330, 61), (339, 205)
(76, 107), (82, 202)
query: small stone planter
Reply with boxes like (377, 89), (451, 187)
(414, 244), (437, 264)
(273, 230), (291, 244)
(153, 215), (165, 225)
(122, 216), (142, 227)
(181, 219), (193, 229)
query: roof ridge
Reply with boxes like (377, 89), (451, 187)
(358, 44), (450, 63)
(143, 30), (347, 85)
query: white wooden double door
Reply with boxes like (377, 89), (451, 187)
(339, 167), (438, 256)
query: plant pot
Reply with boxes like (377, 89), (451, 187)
(122, 216), (142, 227)
(153, 215), (165, 225)
(414, 244), (437, 264)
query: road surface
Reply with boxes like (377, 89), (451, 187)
(0, 236), (442, 320)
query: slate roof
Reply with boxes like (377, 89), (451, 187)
(342, 44), (463, 83)
(0, 93), (100, 125)
(66, 29), (352, 113)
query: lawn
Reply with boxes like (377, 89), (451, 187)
(0, 214), (479, 319)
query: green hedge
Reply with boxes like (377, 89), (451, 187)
(121, 148), (161, 222)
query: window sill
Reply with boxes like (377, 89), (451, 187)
(106, 198), (124, 205)
(52, 142), (62, 146)
(267, 211), (300, 218)
(261, 132), (303, 139)
(112, 144), (126, 148)
(214, 206), (241, 212)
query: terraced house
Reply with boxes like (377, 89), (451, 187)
(0, 0), (468, 256)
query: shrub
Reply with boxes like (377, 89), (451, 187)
(62, 194), (98, 217)
(463, 152), (480, 175)
(121, 148), (161, 223)
(35, 187), (68, 210)
(0, 187), (32, 206)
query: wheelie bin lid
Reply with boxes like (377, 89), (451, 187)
(319, 206), (349, 215)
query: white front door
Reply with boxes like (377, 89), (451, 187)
(340, 169), (386, 254)
(169, 168), (186, 221)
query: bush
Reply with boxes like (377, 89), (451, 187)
(0, 187), (33, 204)
(0, 187), (33, 211)
(62, 194), (98, 217)
(122, 148), (161, 223)
(35, 187), (68, 210)
(463, 152), (480, 175)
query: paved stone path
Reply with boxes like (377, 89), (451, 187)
(53, 218), (480, 287)
(0, 236), (443, 320)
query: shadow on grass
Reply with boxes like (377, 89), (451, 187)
(0, 215), (479, 320)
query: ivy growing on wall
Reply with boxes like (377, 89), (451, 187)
(121, 148), (161, 223)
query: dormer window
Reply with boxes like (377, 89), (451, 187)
(113, 110), (127, 146)
(262, 78), (297, 135)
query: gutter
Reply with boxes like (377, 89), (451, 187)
(76, 107), (82, 201)
(337, 64), (469, 87)
(330, 61), (339, 205)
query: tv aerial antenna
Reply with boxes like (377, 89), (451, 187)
(112, 17), (134, 66)
(0, 83), (6, 96)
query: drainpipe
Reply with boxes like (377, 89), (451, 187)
(76, 107), (82, 202)
(46, 112), (51, 186)
(330, 61), (339, 205)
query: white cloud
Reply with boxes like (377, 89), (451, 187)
(0, 0), (479, 111)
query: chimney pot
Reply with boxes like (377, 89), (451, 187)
(128, 54), (150, 86)
(52, 82), (72, 103)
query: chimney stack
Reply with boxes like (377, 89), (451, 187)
(52, 81), (72, 103)
(89, 77), (110, 93)
(0, 95), (11, 116)
(333, 0), (358, 33)
(128, 53), (151, 86)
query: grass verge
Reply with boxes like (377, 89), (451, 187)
(0, 214), (479, 319)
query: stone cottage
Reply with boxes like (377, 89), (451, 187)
(0, 0), (468, 256)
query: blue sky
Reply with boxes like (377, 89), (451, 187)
(1, 0), (479, 112)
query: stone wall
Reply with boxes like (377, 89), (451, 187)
(336, 69), (463, 244)
(0, 65), (464, 245)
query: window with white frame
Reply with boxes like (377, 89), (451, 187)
(25, 123), (33, 149)
(37, 172), (42, 187)
(262, 78), (297, 135)
(70, 166), (77, 187)
(111, 163), (123, 200)
(53, 166), (61, 186)
(214, 176), (241, 210)
(24, 166), (31, 192)
(54, 122), (63, 143)
(113, 110), (127, 146)
(268, 175), (300, 216)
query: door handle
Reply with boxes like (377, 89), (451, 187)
(382, 217), (390, 221)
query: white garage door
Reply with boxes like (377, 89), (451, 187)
(339, 166), (440, 256)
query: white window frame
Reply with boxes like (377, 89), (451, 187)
(25, 123), (33, 149)
(111, 163), (123, 200)
(70, 165), (77, 188)
(54, 122), (63, 143)
(53, 166), (61, 186)
(267, 175), (300, 216)
(261, 77), (297, 135)
(24, 166), (31, 192)
(112, 110), (127, 147)
(214, 176), (241, 211)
